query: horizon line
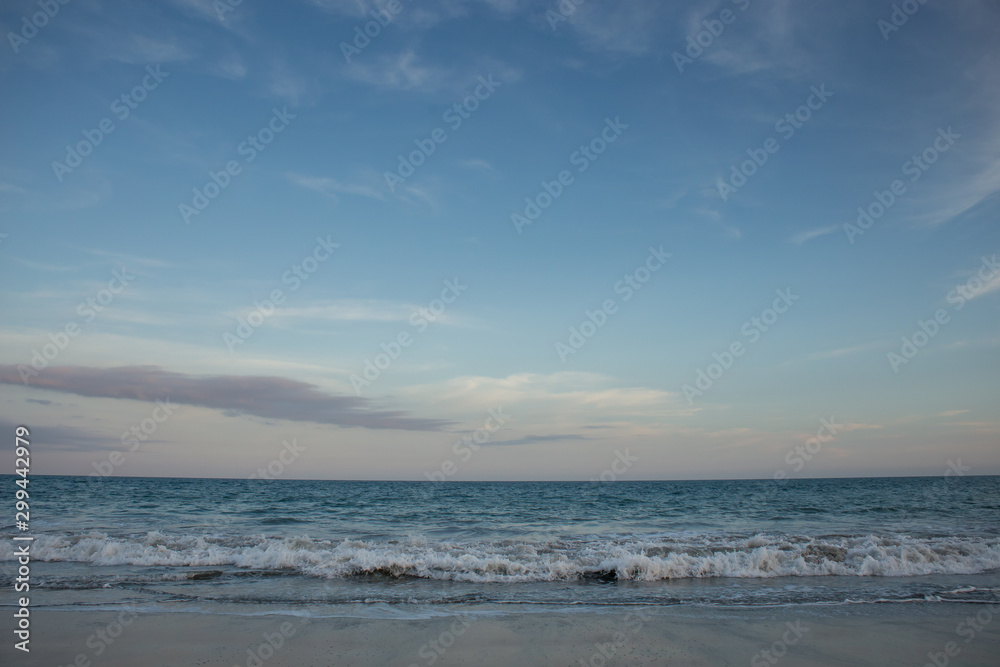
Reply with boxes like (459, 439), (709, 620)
(16, 473), (998, 483)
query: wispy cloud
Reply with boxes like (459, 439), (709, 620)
(343, 51), (451, 92)
(911, 161), (1000, 229)
(962, 267), (1000, 302)
(560, 2), (669, 55)
(488, 433), (588, 447)
(790, 225), (839, 245)
(393, 183), (439, 210)
(268, 300), (475, 328)
(12, 258), (82, 272)
(905, 55), (1000, 229)
(309, 0), (524, 26)
(794, 341), (884, 363)
(406, 372), (695, 421)
(458, 158), (497, 173)
(698, 0), (797, 75)
(0, 418), (110, 452)
(942, 332), (1000, 350)
(272, 300), (424, 323)
(265, 61), (312, 104)
(287, 173), (384, 200)
(836, 422), (882, 433)
(81, 248), (174, 269)
(308, 0), (401, 20)
(92, 30), (194, 65)
(0, 365), (451, 431)
(210, 52), (248, 79)
(0, 182), (27, 195)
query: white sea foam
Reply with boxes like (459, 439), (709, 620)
(3, 532), (999, 582)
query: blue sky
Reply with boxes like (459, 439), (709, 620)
(1, 0), (998, 480)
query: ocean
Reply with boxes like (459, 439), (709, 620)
(3, 475), (999, 619)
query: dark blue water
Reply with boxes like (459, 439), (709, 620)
(2, 476), (998, 617)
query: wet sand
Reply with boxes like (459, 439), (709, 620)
(4, 603), (999, 666)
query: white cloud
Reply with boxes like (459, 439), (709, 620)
(403, 372), (696, 425)
(265, 62), (312, 104)
(458, 158), (497, 173)
(271, 300), (426, 323)
(12, 259), (82, 273)
(101, 32), (194, 65)
(790, 225), (839, 245)
(80, 249), (174, 270)
(912, 157), (1000, 229)
(211, 52), (248, 79)
(559, 2), (669, 55)
(287, 173), (384, 200)
(310, 0), (524, 25)
(804, 342), (882, 361)
(962, 268), (1000, 302)
(343, 51), (451, 92)
(0, 182), (27, 195)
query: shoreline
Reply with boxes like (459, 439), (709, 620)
(4, 603), (999, 666)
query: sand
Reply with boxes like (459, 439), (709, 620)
(4, 603), (999, 666)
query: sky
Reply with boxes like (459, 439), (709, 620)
(0, 0), (998, 481)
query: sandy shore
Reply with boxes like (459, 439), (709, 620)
(4, 604), (999, 666)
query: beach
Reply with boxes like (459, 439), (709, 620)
(5, 1), (1000, 663)
(3, 476), (999, 666)
(7, 604), (1000, 666)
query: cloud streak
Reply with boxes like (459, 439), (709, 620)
(790, 225), (839, 245)
(0, 365), (450, 431)
(287, 173), (384, 200)
(487, 434), (588, 447)
(0, 418), (115, 452)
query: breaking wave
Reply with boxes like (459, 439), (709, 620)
(4, 532), (1000, 583)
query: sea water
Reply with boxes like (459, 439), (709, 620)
(2, 475), (998, 618)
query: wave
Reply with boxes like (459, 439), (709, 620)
(3, 532), (1000, 583)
